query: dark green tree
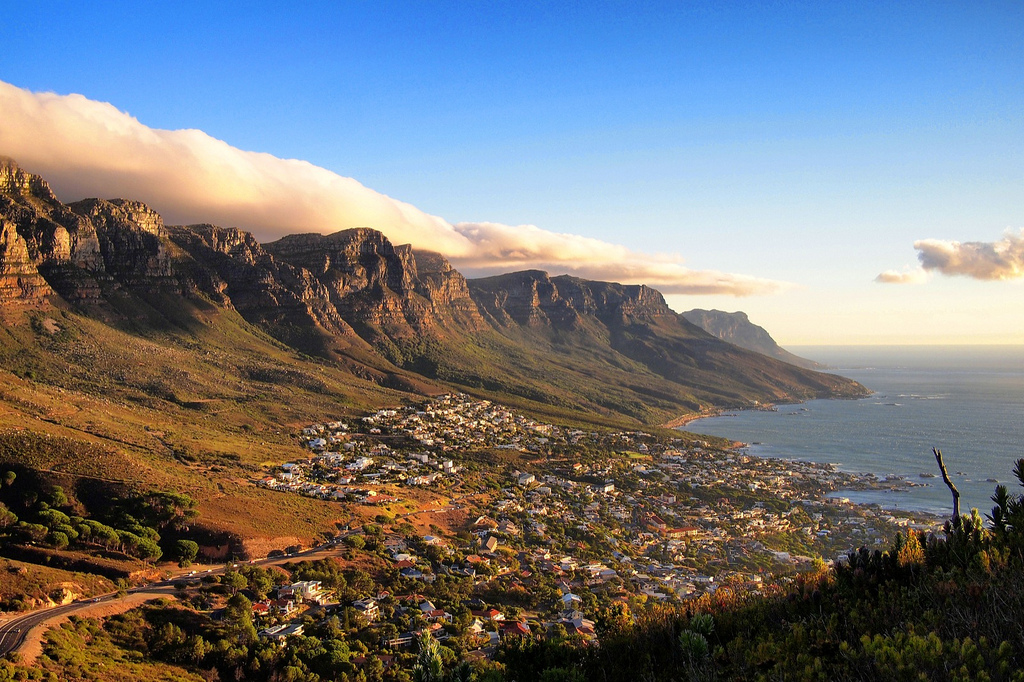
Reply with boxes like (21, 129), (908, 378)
(175, 539), (199, 567)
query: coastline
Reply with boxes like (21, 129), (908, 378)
(661, 409), (722, 429)
(679, 395), (990, 518)
(672, 402), (946, 520)
(664, 402), (781, 430)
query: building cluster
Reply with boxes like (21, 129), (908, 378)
(247, 394), (939, 661)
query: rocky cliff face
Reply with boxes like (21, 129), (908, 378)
(469, 270), (575, 328)
(265, 229), (484, 334)
(0, 159), (173, 304)
(0, 158), (90, 301)
(469, 270), (693, 331)
(168, 224), (365, 351)
(69, 199), (172, 283)
(411, 248), (483, 327)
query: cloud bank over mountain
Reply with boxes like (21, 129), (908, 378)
(879, 230), (1024, 284)
(0, 80), (782, 297)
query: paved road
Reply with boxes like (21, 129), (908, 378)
(0, 601), (85, 657)
(0, 542), (343, 658)
(0, 583), (183, 658)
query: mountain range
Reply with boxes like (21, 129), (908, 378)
(0, 157), (864, 428)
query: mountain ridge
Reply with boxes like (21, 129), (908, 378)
(0, 158), (866, 427)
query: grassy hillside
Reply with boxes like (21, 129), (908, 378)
(0, 297), (415, 550)
(0, 285), (717, 556)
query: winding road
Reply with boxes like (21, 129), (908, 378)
(0, 540), (347, 658)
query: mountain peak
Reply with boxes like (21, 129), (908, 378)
(0, 157), (60, 204)
(681, 308), (823, 370)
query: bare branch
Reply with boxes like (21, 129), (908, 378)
(933, 447), (961, 521)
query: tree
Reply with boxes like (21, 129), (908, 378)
(19, 522), (48, 542)
(37, 508), (71, 529)
(933, 448), (961, 521)
(92, 523), (120, 549)
(48, 486), (68, 508)
(48, 530), (70, 549)
(413, 630), (445, 682)
(2, 471), (15, 487)
(146, 491), (198, 531)
(243, 567), (273, 600)
(117, 530), (141, 554)
(53, 523), (79, 542)
(411, 631), (470, 682)
(224, 593), (257, 644)
(379, 623), (399, 644)
(135, 538), (163, 562)
(176, 539), (199, 567)
(0, 502), (17, 528)
(222, 570), (248, 594)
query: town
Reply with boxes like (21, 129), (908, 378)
(229, 394), (940, 671)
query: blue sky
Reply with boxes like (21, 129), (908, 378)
(2, 1), (1023, 343)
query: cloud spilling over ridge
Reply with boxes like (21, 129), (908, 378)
(450, 221), (785, 295)
(878, 230), (1024, 284)
(0, 80), (782, 296)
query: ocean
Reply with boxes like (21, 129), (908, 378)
(685, 345), (1024, 517)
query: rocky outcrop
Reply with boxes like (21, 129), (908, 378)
(168, 224), (363, 347)
(0, 218), (51, 301)
(469, 270), (685, 330)
(681, 309), (824, 370)
(411, 249), (483, 328)
(266, 229), (484, 333)
(0, 159), (173, 304)
(69, 199), (172, 283)
(0, 158), (87, 301)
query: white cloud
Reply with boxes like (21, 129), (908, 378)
(0, 80), (784, 296)
(915, 231), (1024, 281)
(875, 268), (929, 284)
(878, 230), (1024, 283)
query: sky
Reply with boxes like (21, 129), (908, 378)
(1, 1), (1022, 344)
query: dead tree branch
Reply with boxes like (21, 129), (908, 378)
(933, 447), (961, 521)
